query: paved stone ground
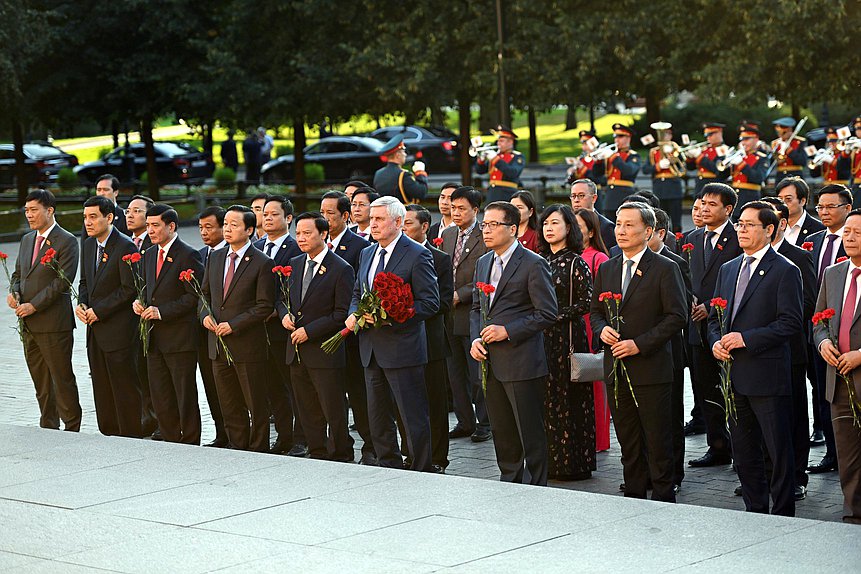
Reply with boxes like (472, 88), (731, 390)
(0, 228), (847, 524)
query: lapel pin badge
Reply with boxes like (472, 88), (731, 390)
(759, 270), (764, 275)
(340, 245), (346, 250)
(244, 256), (250, 261)
(635, 269), (642, 276)
(167, 256), (173, 263)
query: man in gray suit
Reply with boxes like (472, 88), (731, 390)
(813, 208), (861, 524)
(8, 190), (81, 431)
(443, 186), (491, 442)
(470, 201), (557, 485)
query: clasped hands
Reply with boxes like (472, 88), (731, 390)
(819, 339), (861, 376)
(280, 314), (308, 344)
(599, 326), (640, 359)
(132, 300), (161, 321)
(712, 332), (745, 361)
(74, 304), (99, 325)
(203, 315), (233, 337)
(469, 324), (509, 361)
(6, 293), (35, 318)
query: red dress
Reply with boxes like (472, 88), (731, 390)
(518, 227), (539, 253)
(582, 245), (611, 452)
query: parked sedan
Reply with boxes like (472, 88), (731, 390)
(0, 142), (79, 187)
(368, 125), (461, 172)
(261, 136), (384, 183)
(74, 141), (213, 186)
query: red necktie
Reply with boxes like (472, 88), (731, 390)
(838, 268), (861, 353)
(134, 237), (142, 250)
(31, 235), (44, 266)
(223, 252), (238, 293)
(156, 249), (165, 278)
(327, 242), (334, 250)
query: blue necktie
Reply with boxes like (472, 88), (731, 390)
(374, 248), (387, 278)
(731, 256), (755, 324)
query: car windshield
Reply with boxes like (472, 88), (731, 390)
(153, 142), (197, 156)
(23, 144), (66, 158)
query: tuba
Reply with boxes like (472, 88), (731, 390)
(650, 122), (686, 176)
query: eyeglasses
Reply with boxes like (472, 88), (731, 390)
(816, 203), (850, 212)
(128, 208), (147, 214)
(351, 202), (369, 208)
(733, 222), (767, 231)
(479, 221), (513, 231)
(570, 193), (592, 201)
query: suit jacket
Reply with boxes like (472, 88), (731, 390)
(142, 238), (204, 354)
(278, 250), (354, 368)
(332, 227), (370, 273)
(424, 241), (453, 362)
(200, 243), (276, 362)
(810, 228), (848, 288)
(254, 235), (302, 343)
(707, 247), (802, 397)
(470, 243), (557, 382)
(659, 245), (692, 369)
(813, 260), (861, 401)
(80, 204), (128, 245)
(597, 212), (617, 249)
(776, 239), (816, 365)
(133, 234), (153, 253)
(12, 225), (78, 333)
(590, 248), (687, 386)
(687, 223), (743, 345)
(350, 234), (440, 369)
(441, 222), (488, 336)
(792, 211), (825, 246)
(78, 227), (138, 352)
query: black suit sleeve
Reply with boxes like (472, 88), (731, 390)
(631, 261), (687, 355)
(90, 241), (137, 320)
(436, 251), (454, 315)
(157, 248), (204, 322)
(302, 264), (355, 341)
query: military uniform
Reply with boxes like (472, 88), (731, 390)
(770, 117), (807, 184)
(731, 127), (769, 214)
(595, 123), (640, 221)
(475, 125), (524, 203)
(686, 122), (730, 195)
(372, 134), (428, 203)
(849, 117), (861, 207)
(643, 128), (684, 231)
(812, 128), (851, 189)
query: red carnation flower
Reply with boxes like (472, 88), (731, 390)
(682, 243), (694, 252)
(0, 251), (7, 260)
(432, 237), (444, 247)
(675, 232), (684, 241)
(836, 256), (848, 264)
(801, 242), (813, 252)
(711, 297), (727, 309)
(821, 308), (836, 320)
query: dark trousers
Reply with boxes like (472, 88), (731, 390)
(212, 357), (269, 452)
(198, 328), (226, 442)
(671, 367), (685, 485)
(812, 352), (837, 458)
(133, 336), (158, 434)
(831, 381), (861, 524)
(365, 356), (432, 472)
(609, 381), (675, 502)
(87, 342), (142, 438)
(685, 340), (704, 427)
(290, 363), (354, 462)
(808, 349), (821, 432)
(397, 358), (450, 468)
(446, 334), (490, 432)
(346, 339), (374, 457)
(266, 337), (305, 446)
(731, 392), (795, 517)
(23, 330), (81, 431)
(692, 345), (732, 456)
(147, 348), (201, 445)
(790, 363), (810, 487)
(484, 365), (547, 486)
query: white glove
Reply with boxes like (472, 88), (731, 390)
(658, 158), (671, 170)
(484, 150), (498, 161)
(730, 153), (744, 166)
(413, 161), (426, 173)
(686, 148), (702, 159)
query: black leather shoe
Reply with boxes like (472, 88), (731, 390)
(688, 452), (732, 467)
(734, 485), (743, 496)
(269, 437), (290, 454)
(683, 420), (706, 436)
(470, 428), (492, 443)
(673, 484), (681, 495)
(809, 429), (825, 446)
(431, 465), (445, 474)
(807, 455), (838, 474)
(449, 426), (474, 439)
(287, 443), (309, 457)
(619, 482), (626, 492)
(204, 437), (229, 448)
(150, 428), (163, 441)
(358, 452), (377, 466)
(795, 485), (807, 500)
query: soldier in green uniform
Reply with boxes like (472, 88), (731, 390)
(372, 134), (428, 203)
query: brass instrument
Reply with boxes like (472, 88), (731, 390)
(837, 136), (861, 153)
(679, 140), (710, 158)
(468, 144), (499, 159)
(589, 143), (618, 161)
(649, 122), (686, 176)
(717, 145), (746, 171)
(808, 147), (835, 170)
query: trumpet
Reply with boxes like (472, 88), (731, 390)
(679, 140), (710, 158)
(808, 147), (835, 169)
(838, 137), (861, 153)
(468, 144), (498, 158)
(589, 143), (618, 161)
(717, 145), (746, 171)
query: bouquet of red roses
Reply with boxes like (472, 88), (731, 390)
(321, 271), (415, 354)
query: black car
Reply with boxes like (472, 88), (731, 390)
(74, 141), (214, 186)
(0, 142), (79, 187)
(261, 136), (384, 184)
(368, 125), (461, 172)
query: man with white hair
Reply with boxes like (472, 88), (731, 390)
(345, 196), (441, 472)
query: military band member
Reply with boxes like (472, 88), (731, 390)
(372, 134), (428, 204)
(643, 123), (684, 232)
(594, 123), (640, 221)
(567, 130), (600, 183)
(686, 122), (730, 195)
(475, 125), (525, 203)
(847, 117), (861, 207)
(812, 128), (852, 188)
(729, 127), (769, 217)
(771, 117), (807, 184)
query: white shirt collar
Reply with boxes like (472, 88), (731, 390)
(157, 234), (179, 256)
(329, 227), (347, 248)
(623, 246), (649, 266)
(97, 226), (114, 248)
(377, 231), (404, 255)
(308, 248), (327, 267)
(706, 219), (730, 238)
(791, 210), (808, 230)
(38, 222), (57, 240)
(496, 239), (520, 268)
(229, 240), (252, 259)
(743, 243), (771, 264)
(263, 233), (289, 252)
(772, 237), (785, 253)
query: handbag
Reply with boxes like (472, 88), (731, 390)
(567, 254), (605, 382)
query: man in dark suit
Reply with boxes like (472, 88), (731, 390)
(132, 204), (204, 445)
(649, 208), (692, 493)
(687, 183), (742, 467)
(807, 184), (852, 474)
(280, 212), (355, 462)
(444, 186), (492, 442)
(681, 195), (706, 435)
(776, 177), (825, 246)
(77, 195), (140, 438)
(8, 190), (81, 431)
(404, 204), (454, 469)
(197, 206), (229, 447)
(254, 195), (306, 456)
(346, 196), (440, 472)
(349, 188), (379, 240)
(591, 202), (687, 502)
(709, 201), (802, 516)
(81, 174), (129, 242)
(813, 209), (861, 524)
(470, 201), (557, 486)
(201, 205), (276, 452)
(320, 190), (375, 464)
(428, 182), (458, 240)
(570, 178), (616, 249)
(763, 196), (817, 500)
